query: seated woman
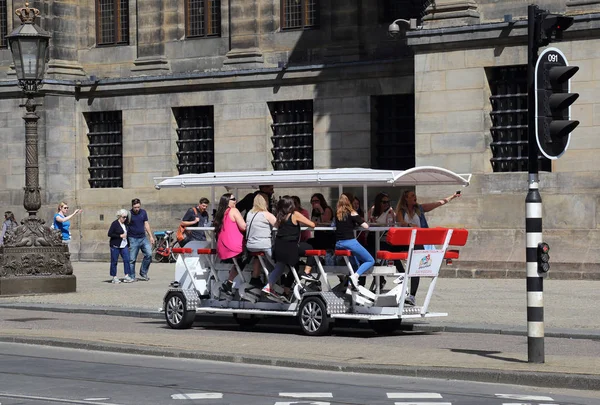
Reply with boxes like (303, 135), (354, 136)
(245, 193), (277, 289)
(334, 193), (374, 290)
(262, 196), (316, 301)
(214, 193), (246, 296)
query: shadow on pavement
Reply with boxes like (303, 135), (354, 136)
(449, 348), (528, 364)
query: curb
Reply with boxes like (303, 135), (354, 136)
(0, 335), (598, 391)
(1, 303), (599, 340)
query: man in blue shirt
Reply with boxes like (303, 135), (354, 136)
(128, 198), (155, 281)
(179, 197), (210, 247)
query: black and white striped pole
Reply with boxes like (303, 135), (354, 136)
(527, 4), (544, 363)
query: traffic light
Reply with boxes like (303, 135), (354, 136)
(536, 12), (574, 47)
(537, 242), (550, 273)
(535, 47), (579, 160)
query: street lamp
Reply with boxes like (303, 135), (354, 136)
(0, 3), (75, 296)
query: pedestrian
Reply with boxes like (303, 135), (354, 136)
(395, 189), (461, 305)
(53, 202), (82, 244)
(128, 198), (154, 281)
(107, 209), (134, 283)
(236, 185), (275, 217)
(179, 197), (211, 248)
(0, 211), (18, 245)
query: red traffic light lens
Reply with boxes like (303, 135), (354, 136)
(538, 242), (550, 254)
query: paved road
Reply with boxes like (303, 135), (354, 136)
(0, 342), (598, 405)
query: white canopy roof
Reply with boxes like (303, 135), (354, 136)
(154, 166), (471, 190)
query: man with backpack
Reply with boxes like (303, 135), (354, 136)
(179, 197), (210, 247)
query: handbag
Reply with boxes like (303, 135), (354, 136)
(176, 207), (198, 242)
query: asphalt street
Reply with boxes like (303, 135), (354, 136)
(0, 342), (598, 405)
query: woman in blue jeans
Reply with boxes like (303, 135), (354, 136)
(107, 209), (134, 283)
(333, 193), (374, 289)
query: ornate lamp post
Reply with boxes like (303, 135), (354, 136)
(0, 3), (75, 295)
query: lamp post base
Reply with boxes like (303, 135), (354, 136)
(0, 217), (76, 296)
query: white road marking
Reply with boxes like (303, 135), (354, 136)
(274, 402), (330, 405)
(171, 393), (223, 399)
(387, 393), (443, 398)
(496, 394), (554, 401)
(84, 399), (111, 402)
(0, 393), (121, 405)
(502, 403), (558, 405)
(279, 393), (333, 398)
(393, 402), (451, 405)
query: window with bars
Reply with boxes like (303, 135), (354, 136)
(281, 0), (318, 30)
(186, 0), (221, 38)
(96, 0), (129, 46)
(371, 95), (415, 170)
(488, 66), (550, 172)
(269, 100), (314, 171)
(0, 0), (6, 48)
(378, 0), (432, 24)
(174, 106), (215, 175)
(85, 111), (123, 189)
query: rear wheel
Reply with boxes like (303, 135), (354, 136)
(153, 238), (168, 263)
(233, 314), (260, 328)
(298, 297), (330, 336)
(368, 319), (402, 335)
(165, 292), (196, 329)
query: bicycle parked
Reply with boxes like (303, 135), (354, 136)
(152, 230), (179, 263)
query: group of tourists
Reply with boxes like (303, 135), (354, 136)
(208, 185), (460, 305)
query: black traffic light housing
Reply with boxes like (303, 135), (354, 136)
(536, 12), (574, 47)
(535, 48), (579, 159)
(537, 242), (550, 273)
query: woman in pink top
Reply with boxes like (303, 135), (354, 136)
(213, 193), (246, 296)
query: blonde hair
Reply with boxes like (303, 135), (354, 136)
(250, 193), (268, 213)
(396, 190), (421, 219)
(336, 194), (353, 221)
(116, 208), (128, 219)
(57, 202), (68, 212)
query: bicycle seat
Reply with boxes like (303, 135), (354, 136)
(165, 230), (174, 235)
(154, 231), (166, 237)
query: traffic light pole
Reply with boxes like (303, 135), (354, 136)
(526, 4), (545, 364)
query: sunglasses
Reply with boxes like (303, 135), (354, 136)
(63, 207), (69, 209)
(229, 197), (236, 201)
(381, 200), (390, 204)
(121, 216), (128, 219)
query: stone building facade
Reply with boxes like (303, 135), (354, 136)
(0, 0), (598, 277)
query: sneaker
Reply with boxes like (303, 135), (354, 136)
(221, 281), (234, 296)
(348, 273), (360, 288)
(138, 275), (149, 281)
(249, 277), (263, 289)
(111, 276), (121, 284)
(405, 295), (416, 306)
(122, 275), (135, 283)
(300, 272), (318, 283)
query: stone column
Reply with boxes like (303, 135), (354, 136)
(224, 0), (264, 68)
(422, 0), (480, 29)
(132, 0), (170, 74)
(44, 0), (86, 78)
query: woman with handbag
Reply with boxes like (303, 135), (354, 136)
(214, 193), (246, 296)
(245, 193), (276, 289)
(107, 209), (134, 283)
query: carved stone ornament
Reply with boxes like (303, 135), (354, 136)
(0, 217), (73, 278)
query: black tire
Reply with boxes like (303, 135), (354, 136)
(368, 319), (402, 335)
(298, 297), (330, 336)
(153, 239), (168, 263)
(233, 314), (260, 328)
(165, 292), (196, 329)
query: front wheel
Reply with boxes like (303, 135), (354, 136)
(298, 297), (330, 336)
(165, 292), (196, 329)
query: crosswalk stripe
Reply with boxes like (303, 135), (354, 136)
(171, 393), (223, 399)
(496, 394), (554, 401)
(279, 393), (333, 398)
(388, 393), (443, 399)
(394, 402), (451, 405)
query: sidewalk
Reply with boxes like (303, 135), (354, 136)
(0, 262), (599, 391)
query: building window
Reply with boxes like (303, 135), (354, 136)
(173, 106), (215, 174)
(281, 0), (318, 30)
(96, 0), (129, 46)
(0, 0), (7, 48)
(488, 66), (550, 172)
(186, 0), (221, 37)
(269, 100), (313, 171)
(85, 111), (123, 189)
(378, 0), (432, 24)
(371, 95), (415, 170)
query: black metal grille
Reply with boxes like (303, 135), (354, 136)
(371, 95), (415, 170)
(96, 0), (129, 46)
(378, 0), (432, 24)
(174, 106), (215, 174)
(269, 100), (314, 171)
(86, 111), (123, 188)
(281, 0), (318, 30)
(488, 66), (550, 172)
(186, 0), (221, 37)
(0, 0), (6, 48)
